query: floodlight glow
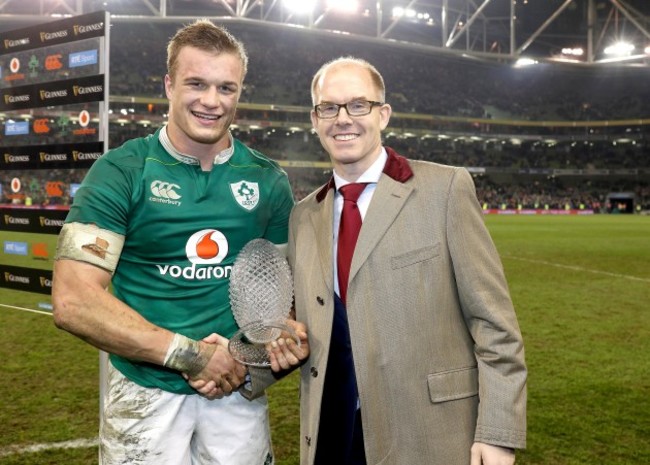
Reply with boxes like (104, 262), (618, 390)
(561, 47), (584, 56)
(645, 45), (650, 54)
(283, 0), (316, 15)
(327, 0), (358, 13)
(604, 42), (634, 56)
(392, 7), (416, 18)
(514, 57), (538, 67)
(550, 56), (582, 64)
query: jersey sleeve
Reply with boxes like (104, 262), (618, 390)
(263, 170), (294, 245)
(65, 152), (139, 236)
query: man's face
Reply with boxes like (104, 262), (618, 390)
(311, 63), (391, 179)
(164, 46), (243, 155)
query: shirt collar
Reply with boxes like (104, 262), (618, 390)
(317, 146), (413, 203)
(333, 147), (387, 191)
(158, 125), (235, 166)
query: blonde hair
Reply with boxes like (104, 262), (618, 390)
(166, 19), (248, 80)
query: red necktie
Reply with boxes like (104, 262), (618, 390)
(337, 183), (367, 305)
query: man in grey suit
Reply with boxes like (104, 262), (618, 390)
(287, 57), (527, 465)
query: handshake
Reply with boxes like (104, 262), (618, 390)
(163, 320), (309, 400)
(173, 237), (308, 399)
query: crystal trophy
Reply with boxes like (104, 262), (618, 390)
(228, 238), (298, 367)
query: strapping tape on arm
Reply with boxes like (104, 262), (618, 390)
(55, 222), (125, 274)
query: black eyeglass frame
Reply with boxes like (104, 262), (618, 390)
(313, 100), (384, 119)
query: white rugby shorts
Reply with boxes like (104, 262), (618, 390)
(100, 362), (273, 465)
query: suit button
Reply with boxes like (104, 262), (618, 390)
(305, 436), (312, 446)
(316, 296), (324, 305)
(310, 367), (318, 377)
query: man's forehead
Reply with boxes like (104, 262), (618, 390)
(175, 50), (243, 78)
(319, 65), (371, 88)
(317, 69), (375, 98)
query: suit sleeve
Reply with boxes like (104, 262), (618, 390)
(447, 168), (527, 449)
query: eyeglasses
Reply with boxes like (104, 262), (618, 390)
(314, 99), (384, 119)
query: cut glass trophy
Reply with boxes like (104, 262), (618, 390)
(228, 238), (298, 367)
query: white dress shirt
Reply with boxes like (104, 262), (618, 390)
(332, 148), (388, 296)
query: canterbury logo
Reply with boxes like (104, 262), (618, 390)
(149, 180), (182, 206)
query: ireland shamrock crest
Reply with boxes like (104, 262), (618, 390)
(230, 180), (260, 211)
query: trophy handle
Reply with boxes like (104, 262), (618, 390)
(228, 321), (301, 367)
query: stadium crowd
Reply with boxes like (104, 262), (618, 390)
(105, 20), (649, 211)
(1, 19), (648, 212)
(107, 21), (650, 121)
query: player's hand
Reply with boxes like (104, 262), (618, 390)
(268, 319), (309, 372)
(185, 333), (247, 399)
(185, 374), (227, 399)
(470, 442), (516, 465)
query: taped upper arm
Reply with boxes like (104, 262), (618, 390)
(55, 222), (125, 274)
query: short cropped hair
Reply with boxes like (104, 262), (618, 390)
(311, 56), (386, 104)
(166, 19), (248, 80)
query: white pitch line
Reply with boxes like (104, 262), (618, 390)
(0, 303), (51, 316)
(0, 310), (96, 459)
(0, 438), (98, 458)
(504, 255), (650, 283)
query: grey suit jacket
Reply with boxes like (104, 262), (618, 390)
(287, 148), (527, 465)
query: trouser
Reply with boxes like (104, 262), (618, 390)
(315, 294), (366, 465)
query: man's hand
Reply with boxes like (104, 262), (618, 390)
(470, 442), (516, 465)
(185, 333), (247, 399)
(268, 319), (309, 372)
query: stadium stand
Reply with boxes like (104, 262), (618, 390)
(1, 19), (648, 212)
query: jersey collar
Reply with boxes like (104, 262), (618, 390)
(159, 125), (235, 166)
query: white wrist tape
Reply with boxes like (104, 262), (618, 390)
(163, 333), (208, 377)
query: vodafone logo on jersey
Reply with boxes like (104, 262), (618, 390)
(156, 229), (232, 280)
(185, 229), (228, 265)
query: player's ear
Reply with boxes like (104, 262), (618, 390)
(164, 74), (173, 99)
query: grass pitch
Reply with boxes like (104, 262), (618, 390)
(0, 215), (648, 464)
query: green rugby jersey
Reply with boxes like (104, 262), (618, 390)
(65, 128), (294, 393)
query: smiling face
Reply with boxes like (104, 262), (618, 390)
(311, 61), (391, 181)
(164, 46), (243, 160)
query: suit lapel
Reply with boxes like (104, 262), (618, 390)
(309, 188), (335, 294)
(314, 147), (414, 295)
(350, 175), (413, 282)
